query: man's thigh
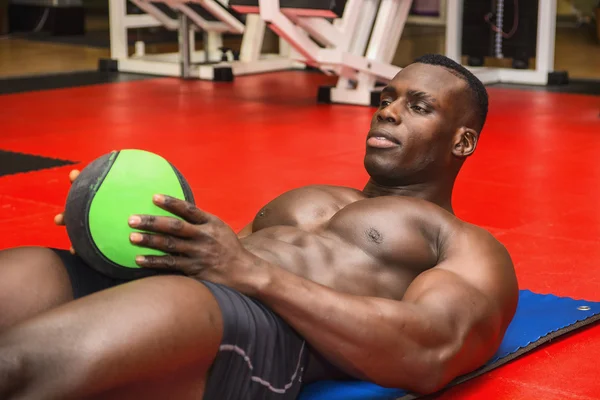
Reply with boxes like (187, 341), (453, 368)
(0, 249), (310, 400)
(1, 275), (224, 400)
(0, 247), (74, 331)
(0, 246), (137, 332)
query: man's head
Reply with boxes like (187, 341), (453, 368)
(364, 54), (489, 187)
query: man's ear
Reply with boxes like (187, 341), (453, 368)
(452, 127), (478, 157)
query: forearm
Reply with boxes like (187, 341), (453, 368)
(250, 260), (450, 390)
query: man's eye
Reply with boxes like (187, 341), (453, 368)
(380, 100), (391, 107)
(411, 104), (427, 113)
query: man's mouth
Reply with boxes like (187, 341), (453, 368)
(367, 130), (400, 148)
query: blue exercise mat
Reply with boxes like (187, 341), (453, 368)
(299, 290), (600, 400)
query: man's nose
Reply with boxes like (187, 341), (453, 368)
(377, 104), (400, 124)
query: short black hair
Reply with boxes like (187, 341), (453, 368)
(413, 54), (489, 132)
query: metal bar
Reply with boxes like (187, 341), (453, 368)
(280, 7), (340, 18)
(498, 69), (547, 84)
(175, 4), (231, 33)
(258, 0), (321, 63)
(118, 59), (188, 76)
(239, 13), (265, 62)
(364, 0), (398, 61)
(127, 1), (178, 29)
(348, 0), (378, 56)
(206, 30), (224, 61)
(336, 0), (361, 35)
(230, 5), (259, 13)
(230, 1), (341, 17)
(231, 57), (297, 75)
(444, 0), (462, 63)
(353, 0), (408, 90)
(318, 49), (401, 81)
(179, 12), (192, 78)
(535, 0), (557, 78)
(109, 0), (128, 59)
(199, 0), (245, 33)
(494, 0), (504, 58)
(293, 17), (342, 48)
(378, 0), (411, 62)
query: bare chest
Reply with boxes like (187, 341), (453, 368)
(245, 188), (440, 298)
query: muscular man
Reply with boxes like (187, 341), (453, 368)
(0, 54), (518, 400)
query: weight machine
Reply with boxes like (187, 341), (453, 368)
(106, 0), (560, 106)
(230, 0), (412, 106)
(107, 0), (300, 80)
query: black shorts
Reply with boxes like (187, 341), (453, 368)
(52, 249), (309, 400)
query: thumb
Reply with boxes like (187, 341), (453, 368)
(69, 170), (80, 184)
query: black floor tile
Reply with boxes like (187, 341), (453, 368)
(0, 150), (76, 177)
(0, 71), (154, 96)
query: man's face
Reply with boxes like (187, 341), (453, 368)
(364, 63), (471, 186)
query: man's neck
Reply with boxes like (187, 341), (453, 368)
(362, 178), (455, 214)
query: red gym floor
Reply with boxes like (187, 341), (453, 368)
(1, 71), (600, 399)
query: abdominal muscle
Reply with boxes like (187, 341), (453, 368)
(239, 225), (417, 384)
(241, 225), (413, 299)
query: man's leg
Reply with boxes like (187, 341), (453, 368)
(0, 275), (223, 400)
(0, 247), (74, 331)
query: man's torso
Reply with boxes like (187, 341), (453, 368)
(237, 184), (513, 384)
(240, 185), (461, 301)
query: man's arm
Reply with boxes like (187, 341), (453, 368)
(250, 228), (518, 394)
(128, 197), (519, 394)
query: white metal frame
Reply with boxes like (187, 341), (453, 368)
(231, 0), (412, 106)
(445, 0), (557, 85)
(108, 0), (299, 80)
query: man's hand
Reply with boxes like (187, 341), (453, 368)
(54, 169), (80, 254)
(128, 194), (266, 293)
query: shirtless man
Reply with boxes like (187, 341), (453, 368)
(0, 54), (518, 400)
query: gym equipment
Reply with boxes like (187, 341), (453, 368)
(446, 0), (560, 85)
(64, 149), (195, 280)
(300, 289), (600, 399)
(461, 0), (539, 69)
(107, 0), (300, 81)
(230, 0), (412, 106)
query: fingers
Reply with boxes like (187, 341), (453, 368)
(153, 195), (211, 225)
(129, 232), (191, 254)
(69, 169), (80, 183)
(128, 215), (197, 238)
(128, 195), (213, 236)
(134, 254), (193, 271)
(130, 232), (195, 272)
(54, 213), (64, 226)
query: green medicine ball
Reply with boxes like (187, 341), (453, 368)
(64, 149), (195, 280)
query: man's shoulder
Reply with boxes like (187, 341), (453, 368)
(365, 197), (515, 275)
(437, 218), (515, 290)
(344, 196), (504, 250)
(449, 220), (507, 254)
